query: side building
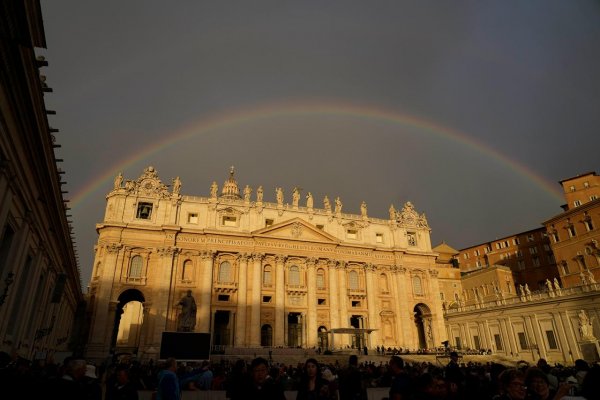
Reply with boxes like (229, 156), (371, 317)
(445, 172), (600, 364)
(85, 167), (447, 362)
(0, 0), (83, 359)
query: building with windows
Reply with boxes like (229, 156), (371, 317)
(444, 172), (600, 363)
(0, 0), (83, 359)
(457, 228), (559, 292)
(85, 167), (447, 361)
(544, 173), (600, 288)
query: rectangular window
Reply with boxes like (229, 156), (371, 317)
(187, 213), (198, 224)
(591, 195), (598, 201)
(517, 260), (525, 270)
(545, 330), (558, 350)
(486, 245), (492, 252)
(455, 337), (462, 349)
(568, 225), (576, 237)
(136, 202), (153, 219)
(351, 300), (361, 307)
(518, 332), (529, 350)
(318, 298), (326, 305)
(222, 216), (237, 226)
(513, 238), (520, 245)
(346, 229), (357, 239)
(473, 335), (481, 350)
(217, 294), (230, 302)
(376, 233), (383, 243)
(574, 200), (582, 207)
(529, 247), (538, 255)
(475, 249), (480, 256)
(316, 224), (324, 230)
(584, 218), (594, 231)
(494, 334), (503, 351)
(569, 185), (575, 192)
(265, 219), (274, 227)
(262, 295), (272, 303)
(527, 234), (535, 242)
(584, 181), (590, 188)
(552, 232), (560, 243)
(532, 257), (540, 267)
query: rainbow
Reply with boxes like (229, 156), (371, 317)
(68, 100), (563, 209)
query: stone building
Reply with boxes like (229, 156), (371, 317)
(457, 228), (559, 291)
(85, 167), (446, 361)
(445, 172), (600, 363)
(0, 0), (83, 359)
(544, 172), (600, 288)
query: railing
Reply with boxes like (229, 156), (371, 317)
(445, 283), (600, 315)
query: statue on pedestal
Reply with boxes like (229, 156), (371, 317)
(177, 290), (197, 332)
(306, 192), (313, 209)
(578, 310), (595, 340)
(256, 186), (263, 202)
(276, 187), (284, 206)
(114, 172), (123, 190)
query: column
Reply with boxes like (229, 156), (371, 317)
(250, 253), (263, 346)
(275, 255), (286, 346)
(306, 258), (318, 347)
(428, 269), (446, 346)
(156, 247), (178, 342)
(394, 267), (412, 348)
(198, 251), (215, 333)
(337, 261), (348, 333)
(328, 260), (340, 342)
(87, 243), (122, 358)
(365, 263), (380, 348)
(235, 254), (249, 346)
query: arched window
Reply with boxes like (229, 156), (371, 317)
(182, 260), (193, 281)
(348, 270), (359, 290)
(316, 268), (325, 289)
(379, 273), (389, 293)
(289, 265), (300, 285)
(412, 276), (423, 295)
(129, 256), (143, 278)
(219, 261), (231, 283)
(263, 265), (272, 286)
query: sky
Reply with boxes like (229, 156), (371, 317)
(38, 1), (600, 290)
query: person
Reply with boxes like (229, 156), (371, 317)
(48, 357), (88, 400)
(388, 355), (411, 400)
(296, 358), (336, 400)
(496, 368), (527, 400)
(156, 358), (180, 400)
(195, 360), (213, 390)
(106, 365), (139, 400)
(445, 351), (463, 388)
(525, 367), (555, 400)
(231, 357), (285, 400)
(338, 355), (367, 400)
(225, 359), (248, 400)
(177, 290), (197, 332)
(83, 364), (103, 400)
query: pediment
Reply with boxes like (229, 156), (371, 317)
(253, 218), (338, 243)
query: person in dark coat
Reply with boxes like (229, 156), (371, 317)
(231, 357), (285, 400)
(106, 366), (139, 400)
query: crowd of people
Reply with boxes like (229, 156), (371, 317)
(1, 349), (600, 399)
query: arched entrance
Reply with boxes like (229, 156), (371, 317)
(112, 289), (145, 357)
(213, 311), (231, 346)
(413, 303), (432, 350)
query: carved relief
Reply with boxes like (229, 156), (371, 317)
(397, 201), (429, 228)
(124, 166), (170, 198)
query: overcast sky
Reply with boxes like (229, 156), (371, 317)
(38, 1), (600, 289)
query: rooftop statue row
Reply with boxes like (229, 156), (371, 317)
(111, 166), (429, 227)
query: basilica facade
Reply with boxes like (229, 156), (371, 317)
(85, 167), (446, 361)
